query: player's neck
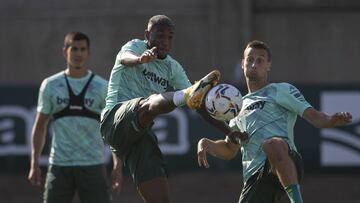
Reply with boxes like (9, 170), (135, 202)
(65, 66), (88, 78)
(246, 79), (268, 93)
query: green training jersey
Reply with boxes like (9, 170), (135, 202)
(37, 71), (108, 166)
(103, 39), (192, 116)
(229, 83), (312, 182)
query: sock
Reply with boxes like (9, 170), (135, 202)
(284, 184), (303, 203)
(173, 90), (186, 106)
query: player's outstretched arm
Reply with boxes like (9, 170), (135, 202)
(120, 47), (157, 66)
(197, 138), (240, 168)
(303, 107), (352, 128)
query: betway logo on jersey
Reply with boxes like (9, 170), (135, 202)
(142, 69), (169, 89)
(57, 96), (94, 106)
(320, 91), (360, 166)
(245, 101), (266, 111)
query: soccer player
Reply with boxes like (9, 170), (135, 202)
(197, 40), (352, 203)
(28, 32), (122, 203)
(100, 15), (243, 203)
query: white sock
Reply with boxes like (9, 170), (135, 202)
(173, 90), (186, 106)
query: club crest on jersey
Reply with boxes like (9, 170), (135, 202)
(142, 69), (169, 90)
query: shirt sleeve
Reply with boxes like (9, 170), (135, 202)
(229, 119), (240, 131)
(226, 119), (243, 145)
(100, 79), (108, 109)
(36, 79), (52, 114)
(169, 61), (192, 90)
(119, 39), (144, 57)
(275, 83), (312, 117)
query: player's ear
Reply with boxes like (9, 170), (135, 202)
(144, 29), (150, 41)
(267, 61), (272, 71)
(241, 59), (245, 70)
(62, 47), (67, 59)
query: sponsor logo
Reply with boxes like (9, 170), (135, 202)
(320, 91), (360, 166)
(289, 85), (306, 102)
(142, 69), (169, 89)
(56, 96), (94, 106)
(245, 101), (266, 111)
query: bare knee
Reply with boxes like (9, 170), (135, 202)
(138, 101), (156, 118)
(139, 95), (175, 117)
(136, 99), (158, 128)
(262, 137), (288, 157)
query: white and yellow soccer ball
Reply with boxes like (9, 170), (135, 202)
(205, 84), (243, 121)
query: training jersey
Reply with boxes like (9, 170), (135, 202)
(103, 39), (191, 117)
(37, 71), (108, 166)
(229, 83), (312, 182)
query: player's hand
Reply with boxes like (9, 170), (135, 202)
(197, 138), (210, 168)
(139, 47), (157, 64)
(28, 165), (42, 186)
(111, 165), (123, 193)
(227, 131), (248, 145)
(330, 112), (352, 127)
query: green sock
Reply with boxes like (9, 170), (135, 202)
(284, 184), (303, 203)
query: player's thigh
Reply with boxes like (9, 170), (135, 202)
(43, 165), (75, 203)
(138, 177), (169, 203)
(75, 165), (111, 203)
(101, 98), (148, 157)
(125, 130), (167, 186)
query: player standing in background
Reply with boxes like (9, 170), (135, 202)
(28, 31), (122, 203)
(100, 14), (246, 203)
(197, 40), (352, 203)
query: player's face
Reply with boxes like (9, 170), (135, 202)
(146, 25), (174, 59)
(242, 47), (271, 81)
(63, 40), (89, 70)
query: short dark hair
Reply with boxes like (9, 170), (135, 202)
(147, 15), (175, 31)
(245, 40), (271, 61)
(64, 32), (90, 50)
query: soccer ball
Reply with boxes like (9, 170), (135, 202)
(205, 84), (243, 121)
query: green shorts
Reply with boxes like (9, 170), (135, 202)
(100, 98), (167, 185)
(239, 149), (304, 203)
(43, 164), (110, 203)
